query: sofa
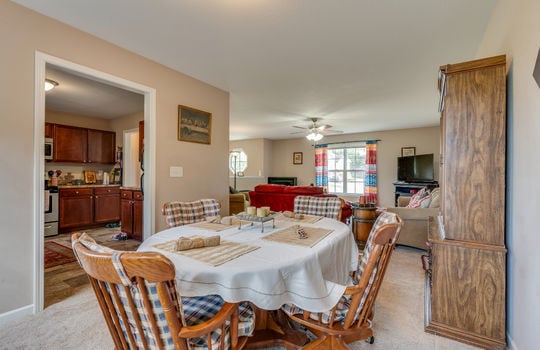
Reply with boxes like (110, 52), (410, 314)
(248, 184), (352, 223)
(386, 187), (440, 250)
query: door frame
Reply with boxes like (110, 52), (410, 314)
(34, 51), (157, 312)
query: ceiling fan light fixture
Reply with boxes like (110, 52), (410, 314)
(306, 132), (323, 141)
(45, 79), (59, 91)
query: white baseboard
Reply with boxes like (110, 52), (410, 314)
(507, 334), (518, 350)
(0, 304), (34, 326)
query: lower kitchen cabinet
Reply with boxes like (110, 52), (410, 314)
(121, 189), (143, 241)
(94, 187), (121, 223)
(59, 188), (94, 229)
(59, 186), (120, 231)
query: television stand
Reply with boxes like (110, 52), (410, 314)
(393, 181), (439, 206)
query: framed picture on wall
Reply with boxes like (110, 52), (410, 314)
(401, 147), (416, 157)
(178, 105), (212, 144)
(293, 152), (303, 165)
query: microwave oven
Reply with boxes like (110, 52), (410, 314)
(44, 138), (53, 160)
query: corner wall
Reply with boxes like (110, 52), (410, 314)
(475, 0), (540, 348)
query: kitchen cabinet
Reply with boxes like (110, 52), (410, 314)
(94, 187), (121, 223)
(59, 186), (121, 231)
(138, 120), (144, 162)
(59, 188), (93, 229)
(53, 124), (88, 163)
(121, 189), (143, 241)
(88, 129), (116, 164)
(50, 124), (115, 164)
(425, 55), (506, 349)
(44, 122), (53, 138)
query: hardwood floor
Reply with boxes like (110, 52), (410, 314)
(44, 226), (140, 308)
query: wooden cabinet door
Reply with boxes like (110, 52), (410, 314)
(138, 120), (144, 162)
(53, 124), (87, 162)
(132, 199), (143, 241)
(88, 129), (116, 164)
(120, 198), (133, 236)
(94, 187), (120, 223)
(45, 122), (53, 138)
(59, 188), (93, 228)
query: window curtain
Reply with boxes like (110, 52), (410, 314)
(364, 140), (378, 204)
(315, 144), (328, 189)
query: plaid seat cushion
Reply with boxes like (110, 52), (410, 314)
(200, 198), (221, 218)
(293, 196), (341, 220)
(182, 295), (255, 350)
(164, 201), (206, 227)
(282, 211), (399, 326)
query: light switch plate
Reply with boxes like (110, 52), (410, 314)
(170, 166), (183, 177)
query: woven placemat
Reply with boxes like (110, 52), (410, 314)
(189, 222), (236, 232)
(153, 237), (259, 266)
(276, 214), (323, 224)
(262, 226), (333, 247)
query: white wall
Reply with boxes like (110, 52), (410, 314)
(476, 0), (540, 348)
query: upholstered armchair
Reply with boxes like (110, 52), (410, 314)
(229, 192), (250, 215)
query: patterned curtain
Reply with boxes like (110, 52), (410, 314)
(315, 144), (328, 190)
(364, 140), (378, 204)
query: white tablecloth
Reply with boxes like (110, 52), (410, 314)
(138, 217), (358, 312)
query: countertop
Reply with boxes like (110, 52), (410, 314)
(58, 184), (121, 189)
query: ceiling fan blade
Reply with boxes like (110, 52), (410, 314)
(317, 124), (332, 131)
(321, 129), (344, 134)
(289, 130), (307, 134)
(292, 125), (309, 130)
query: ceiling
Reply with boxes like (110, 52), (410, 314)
(16, 0), (498, 140)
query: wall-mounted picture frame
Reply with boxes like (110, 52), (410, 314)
(401, 147), (416, 157)
(293, 152), (303, 165)
(178, 105), (212, 144)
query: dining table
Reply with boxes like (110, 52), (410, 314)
(137, 212), (359, 347)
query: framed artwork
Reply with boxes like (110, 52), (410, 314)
(401, 147), (416, 157)
(293, 152), (303, 165)
(84, 170), (96, 184)
(178, 105), (212, 144)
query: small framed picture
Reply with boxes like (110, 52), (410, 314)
(401, 147), (416, 157)
(178, 105), (212, 145)
(84, 170), (96, 184)
(293, 152), (303, 165)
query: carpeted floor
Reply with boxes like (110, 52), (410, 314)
(0, 247), (479, 349)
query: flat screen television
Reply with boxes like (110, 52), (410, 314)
(397, 154), (434, 182)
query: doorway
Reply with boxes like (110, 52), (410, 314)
(34, 52), (156, 313)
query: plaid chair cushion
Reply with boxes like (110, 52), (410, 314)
(182, 295), (255, 350)
(164, 201), (206, 227)
(282, 211), (400, 326)
(200, 198), (221, 219)
(293, 196), (341, 220)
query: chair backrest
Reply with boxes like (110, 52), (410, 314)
(72, 232), (252, 350)
(72, 232), (187, 350)
(292, 211), (402, 332)
(293, 195), (343, 220)
(162, 198), (221, 228)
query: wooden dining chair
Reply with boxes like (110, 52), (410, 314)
(72, 232), (254, 350)
(282, 211), (402, 349)
(162, 198), (221, 228)
(293, 195), (343, 221)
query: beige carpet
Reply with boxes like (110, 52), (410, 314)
(0, 247), (478, 349)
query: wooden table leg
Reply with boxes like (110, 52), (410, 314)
(245, 306), (308, 349)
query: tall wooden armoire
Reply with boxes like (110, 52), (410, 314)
(425, 55), (507, 349)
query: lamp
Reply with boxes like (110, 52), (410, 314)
(230, 151), (240, 191)
(45, 79), (59, 91)
(306, 131), (323, 141)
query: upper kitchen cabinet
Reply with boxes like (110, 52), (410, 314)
(51, 123), (116, 164)
(88, 129), (115, 164)
(53, 124), (88, 162)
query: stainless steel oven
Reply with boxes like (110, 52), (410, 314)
(44, 189), (58, 236)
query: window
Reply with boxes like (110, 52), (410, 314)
(327, 144), (366, 194)
(229, 149), (247, 175)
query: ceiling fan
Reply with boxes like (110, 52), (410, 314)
(291, 118), (343, 141)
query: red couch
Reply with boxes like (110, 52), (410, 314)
(248, 184), (352, 223)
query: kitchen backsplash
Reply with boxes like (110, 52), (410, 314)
(45, 162), (120, 185)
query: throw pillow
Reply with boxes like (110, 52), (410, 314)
(429, 188), (441, 208)
(419, 194), (432, 208)
(406, 187), (428, 208)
